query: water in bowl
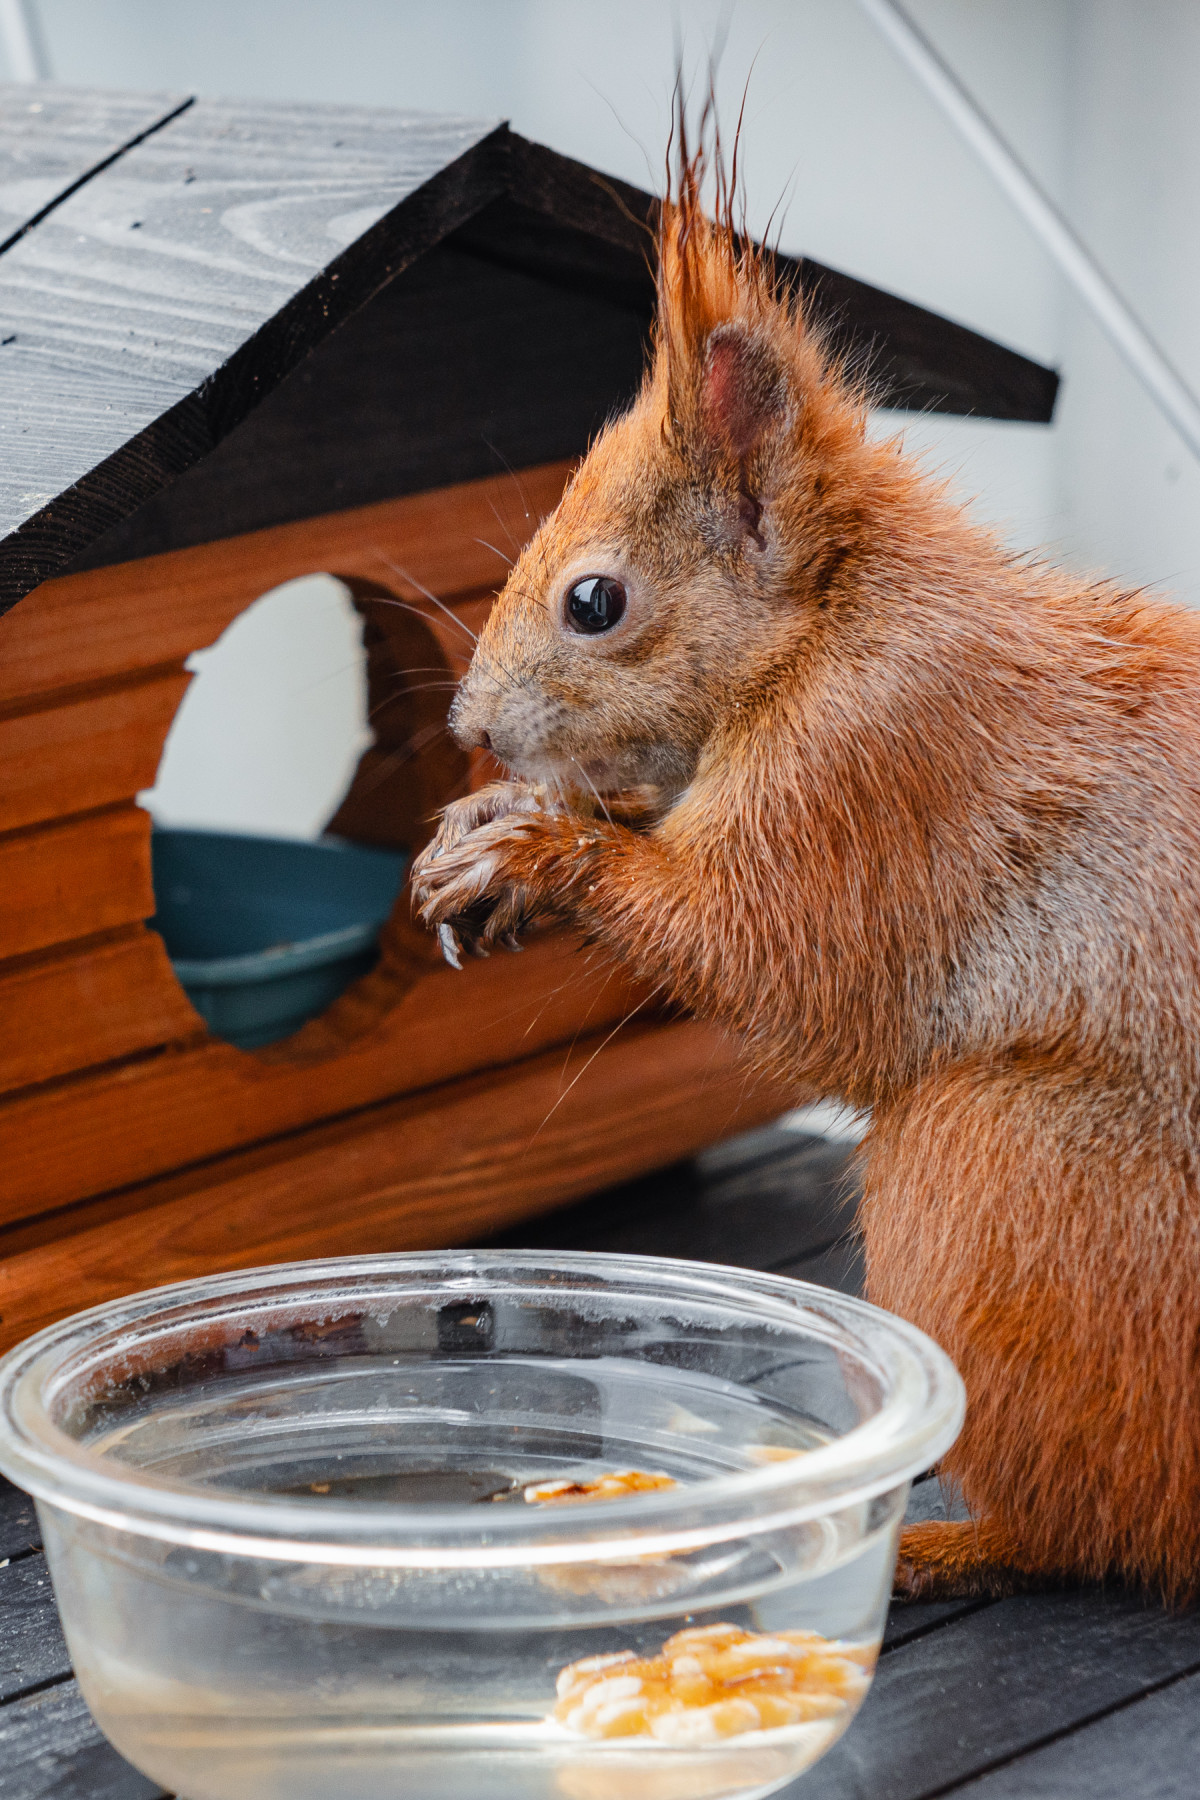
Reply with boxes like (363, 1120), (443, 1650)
(43, 1352), (901, 1800)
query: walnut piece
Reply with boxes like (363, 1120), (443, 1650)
(524, 1469), (677, 1505)
(554, 1623), (872, 1744)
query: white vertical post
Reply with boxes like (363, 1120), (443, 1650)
(0, 0), (47, 83)
(859, 0), (1200, 467)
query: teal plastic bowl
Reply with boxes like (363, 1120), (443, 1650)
(150, 829), (409, 1050)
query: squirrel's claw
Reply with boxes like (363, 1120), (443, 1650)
(413, 780), (601, 961)
(436, 911), (522, 966)
(437, 922), (464, 970)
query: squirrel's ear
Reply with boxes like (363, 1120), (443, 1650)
(700, 323), (786, 460)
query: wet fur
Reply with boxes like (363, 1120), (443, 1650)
(411, 139), (1200, 1602)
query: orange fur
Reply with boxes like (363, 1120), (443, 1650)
(411, 146), (1200, 1601)
(895, 1520), (1037, 1601)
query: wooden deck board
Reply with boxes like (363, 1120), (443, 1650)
(484, 1128), (860, 1270)
(0, 1558), (70, 1703)
(0, 1123), (1192, 1798)
(0, 1683), (165, 1800)
(810, 1592), (1200, 1799)
(0, 1478), (39, 1562)
(953, 1665), (1200, 1798)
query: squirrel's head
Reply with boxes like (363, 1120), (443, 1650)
(450, 157), (876, 802)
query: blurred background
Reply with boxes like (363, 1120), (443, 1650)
(5, 0), (1195, 837)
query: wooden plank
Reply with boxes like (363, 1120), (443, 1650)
(0, 86), (189, 251)
(0, 1681), (166, 1800)
(0, 806), (151, 960)
(0, 1016), (787, 1354)
(901, 1474), (971, 1529)
(0, 929), (200, 1096)
(810, 1590), (1200, 1800)
(0, 98), (502, 608)
(0, 670), (188, 833)
(0, 1478), (38, 1563)
(955, 1665), (1200, 1798)
(0, 928), (649, 1224)
(0, 462), (571, 706)
(0, 1556), (69, 1702)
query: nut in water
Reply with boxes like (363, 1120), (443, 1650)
(522, 1469), (684, 1602)
(554, 1623), (873, 1746)
(524, 1470), (678, 1505)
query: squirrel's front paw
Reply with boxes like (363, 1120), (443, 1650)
(421, 781), (545, 861)
(411, 786), (594, 968)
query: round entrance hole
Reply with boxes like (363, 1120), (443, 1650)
(139, 572), (464, 1052)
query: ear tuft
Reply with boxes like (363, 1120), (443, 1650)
(701, 323), (786, 460)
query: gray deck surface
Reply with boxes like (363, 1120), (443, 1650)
(1, 1121), (1193, 1797)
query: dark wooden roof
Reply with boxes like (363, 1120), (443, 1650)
(0, 88), (1059, 616)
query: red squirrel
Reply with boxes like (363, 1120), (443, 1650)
(410, 149), (1200, 1604)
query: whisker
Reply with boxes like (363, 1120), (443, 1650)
(472, 535), (514, 568)
(571, 758), (615, 827)
(482, 436), (533, 523)
(555, 961), (621, 1079)
(347, 721), (452, 793)
(369, 551), (548, 711)
(531, 999), (652, 1140)
(286, 657), (373, 699)
(368, 682), (460, 722)
(504, 968), (583, 1044)
(450, 965), (579, 1042)
(357, 590), (479, 647)
(514, 938), (616, 1055)
(483, 492), (522, 556)
(368, 692), (404, 724)
(366, 554), (480, 644)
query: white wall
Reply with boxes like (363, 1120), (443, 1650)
(144, 576), (373, 838)
(12, 1), (1194, 833)
(1055, 0), (1200, 603)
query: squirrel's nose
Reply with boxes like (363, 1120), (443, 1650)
(448, 686), (493, 753)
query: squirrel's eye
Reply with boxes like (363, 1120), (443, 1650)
(565, 575), (626, 634)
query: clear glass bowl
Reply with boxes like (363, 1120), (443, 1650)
(0, 1252), (964, 1800)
